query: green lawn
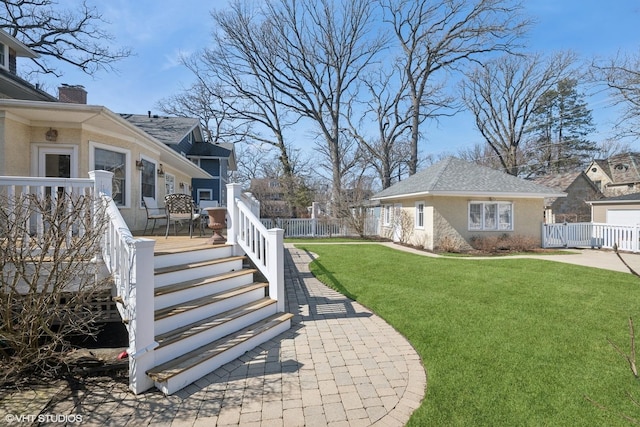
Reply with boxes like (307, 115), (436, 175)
(295, 243), (640, 426)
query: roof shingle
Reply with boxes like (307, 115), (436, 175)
(371, 157), (564, 199)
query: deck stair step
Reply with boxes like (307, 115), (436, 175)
(154, 269), (258, 309)
(156, 298), (276, 348)
(153, 298), (277, 366)
(148, 312), (294, 395)
(154, 255), (246, 275)
(154, 256), (246, 287)
(154, 282), (269, 335)
(154, 244), (234, 269)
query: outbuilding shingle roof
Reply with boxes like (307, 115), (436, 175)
(371, 157), (565, 200)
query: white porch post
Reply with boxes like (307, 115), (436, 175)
(128, 238), (157, 394)
(227, 183), (242, 256)
(89, 170), (113, 197)
(267, 228), (285, 312)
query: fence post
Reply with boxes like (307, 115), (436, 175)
(267, 228), (285, 312)
(227, 183), (242, 256)
(128, 238), (157, 394)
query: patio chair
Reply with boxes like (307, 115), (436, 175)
(164, 193), (201, 238)
(142, 196), (167, 235)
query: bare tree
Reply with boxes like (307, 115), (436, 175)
(182, 1), (303, 218)
(0, 192), (111, 385)
(255, 0), (386, 215)
(156, 79), (249, 145)
(346, 67), (413, 190)
(593, 50), (640, 140)
(0, 0), (131, 78)
(457, 142), (505, 170)
(381, 0), (529, 175)
(242, 144), (315, 218)
(460, 52), (577, 176)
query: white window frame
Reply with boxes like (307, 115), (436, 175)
(415, 202), (425, 229)
(468, 201), (513, 231)
(383, 204), (392, 226)
(197, 189), (213, 203)
(89, 142), (131, 208)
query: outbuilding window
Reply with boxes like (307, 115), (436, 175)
(415, 202), (424, 229)
(383, 205), (391, 226)
(469, 201), (513, 231)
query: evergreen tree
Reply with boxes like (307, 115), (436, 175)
(527, 78), (596, 175)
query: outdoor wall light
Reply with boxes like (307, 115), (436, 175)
(135, 160), (144, 170)
(157, 163), (165, 176)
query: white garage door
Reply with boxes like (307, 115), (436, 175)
(607, 209), (640, 225)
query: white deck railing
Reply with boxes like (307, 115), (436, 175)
(227, 183), (285, 312)
(0, 171), (156, 394)
(542, 222), (640, 253)
(0, 176), (96, 247)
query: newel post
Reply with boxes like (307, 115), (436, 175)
(227, 183), (242, 255)
(267, 228), (285, 312)
(128, 238), (157, 394)
(89, 170), (113, 197)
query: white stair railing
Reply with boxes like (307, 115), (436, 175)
(227, 183), (285, 312)
(90, 171), (157, 394)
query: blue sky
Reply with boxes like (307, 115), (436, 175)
(39, 0), (640, 159)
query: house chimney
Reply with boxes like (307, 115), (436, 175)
(58, 84), (87, 104)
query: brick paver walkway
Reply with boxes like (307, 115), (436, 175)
(0, 246), (426, 426)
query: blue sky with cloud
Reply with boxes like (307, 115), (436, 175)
(38, 0), (640, 159)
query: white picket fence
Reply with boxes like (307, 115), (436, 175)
(260, 216), (380, 238)
(542, 222), (640, 253)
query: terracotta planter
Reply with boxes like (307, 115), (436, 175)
(203, 207), (227, 244)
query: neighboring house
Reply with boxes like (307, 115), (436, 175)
(0, 29), (57, 102)
(533, 171), (603, 223)
(121, 114), (236, 206)
(588, 192), (640, 226)
(370, 157), (565, 251)
(585, 152), (640, 197)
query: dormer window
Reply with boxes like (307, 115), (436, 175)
(614, 163), (629, 171)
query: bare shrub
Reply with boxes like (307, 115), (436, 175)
(0, 192), (111, 386)
(470, 235), (502, 253)
(436, 236), (462, 253)
(507, 234), (538, 252)
(396, 209), (414, 244)
(470, 234), (538, 253)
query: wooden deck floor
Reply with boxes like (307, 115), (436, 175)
(133, 231), (226, 255)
